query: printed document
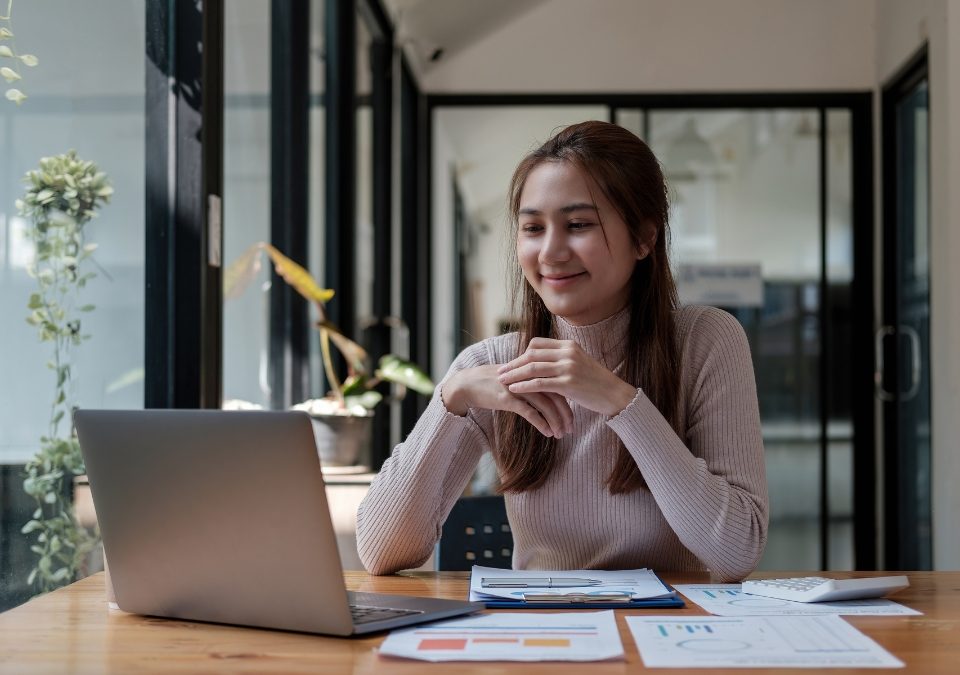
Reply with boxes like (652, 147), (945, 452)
(378, 610), (623, 662)
(675, 584), (921, 617)
(626, 615), (903, 668)
(469, 564), (675, 602)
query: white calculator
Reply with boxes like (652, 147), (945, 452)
(741, 575), (910, 603)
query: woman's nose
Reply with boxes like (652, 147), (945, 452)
(539, 227), (571, 264)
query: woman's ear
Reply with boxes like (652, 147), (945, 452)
(636, 221), (659, 260)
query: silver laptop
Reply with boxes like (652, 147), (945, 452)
(74, 409), (481, 635)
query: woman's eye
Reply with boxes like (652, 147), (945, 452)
(521, 224), (543, 233)
(569, 221), (593, 230)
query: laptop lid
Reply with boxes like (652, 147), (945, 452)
(74, 409), (478, 635)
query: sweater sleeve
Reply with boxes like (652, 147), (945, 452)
(606, 308), (768, 582)
(356, 342), (493, 575)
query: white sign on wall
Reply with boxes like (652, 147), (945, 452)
(676, 263), (764, 308)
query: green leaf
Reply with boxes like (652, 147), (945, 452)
(19, 54), (38, 67)
(51, 567), (70, 582)
(20, 520), (42, 534)
(376, 354), (435, 396)
(0, 28), (14, 39)
(44, 491), (57, 504)
(345, 391), (383, 410)
(28, 293), (43, 309)
(0, 66), (20, 83)
(0, 45), (12, 58)
(79, 304), (95, 312)
(341, 374), (367, 396)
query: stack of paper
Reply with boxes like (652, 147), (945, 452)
(469, 565), (677, 603)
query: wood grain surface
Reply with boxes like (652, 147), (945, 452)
(0, 570), (956, 673)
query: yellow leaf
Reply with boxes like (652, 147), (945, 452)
(222, 243), (262, 300)
(263, 244), (335, 306)
(319, 320), (368, 374)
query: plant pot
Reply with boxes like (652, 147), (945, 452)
(307, 413), (373, 467)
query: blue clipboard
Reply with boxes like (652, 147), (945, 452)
(474, 571), (686, 609)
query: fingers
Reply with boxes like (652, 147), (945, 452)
(525, 392), (571, 437)
(507, 393), (572, 438)
(544, 392), (574, 434)
(498, 359), (565, 385)
(510, 397), (554, 438)
(497, 349), (565, 375)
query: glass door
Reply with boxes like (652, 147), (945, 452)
(880, 50), (932, 569)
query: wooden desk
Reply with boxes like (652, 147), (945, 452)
(0, 571), (956, 673)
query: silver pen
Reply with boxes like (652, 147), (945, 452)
(481, 577), (600, 588)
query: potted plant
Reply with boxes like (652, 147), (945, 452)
(225, 243), (434, 466)
(17, 151), (113, 591)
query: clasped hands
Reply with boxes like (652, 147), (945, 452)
(441, 338), (637, 438)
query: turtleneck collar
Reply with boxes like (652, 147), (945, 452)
(552, 304), (631, 370)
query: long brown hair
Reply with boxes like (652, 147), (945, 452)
(495, 120), (681, 494)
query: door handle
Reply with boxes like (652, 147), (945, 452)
(875, 326), (895, 402)
(900, 324), (922, 401)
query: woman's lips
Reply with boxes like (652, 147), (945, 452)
(540, 272), (586, 288)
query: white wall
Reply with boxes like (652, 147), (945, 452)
(421, 0), (876, 92)
(875, 0), (960, 570)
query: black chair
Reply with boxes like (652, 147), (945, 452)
(437, 495), (513, 570)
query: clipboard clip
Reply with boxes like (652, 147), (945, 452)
(521, 592), (634, 603)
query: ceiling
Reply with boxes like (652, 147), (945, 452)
(382, 0), (549, 75)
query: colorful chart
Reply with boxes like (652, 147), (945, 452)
(379, 611), (624, 662)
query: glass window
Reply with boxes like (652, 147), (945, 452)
(0, 0), (145, 609)
(223, 2), (325, 409)
(222, 0), (272, 409)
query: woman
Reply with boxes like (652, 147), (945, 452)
(357, 121), (768, 582)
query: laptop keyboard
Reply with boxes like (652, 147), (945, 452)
(350, 604), (423, 625)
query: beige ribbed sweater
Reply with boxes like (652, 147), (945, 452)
(357, 305), (768, 582)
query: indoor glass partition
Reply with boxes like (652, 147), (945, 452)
(632, 108), (855, 570)
(0, 0), (146, 610)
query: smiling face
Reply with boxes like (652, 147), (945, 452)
(516, 160), (648, 326)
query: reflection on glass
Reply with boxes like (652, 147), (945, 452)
(826, 109), (853, 571)
(223, 0), (271, 408)
(894, 80), (931, 569)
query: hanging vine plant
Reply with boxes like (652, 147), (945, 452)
(18, 151), (113, 591)
(0, 0), (39, 105)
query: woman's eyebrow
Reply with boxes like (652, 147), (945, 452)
(518, 202), (598, 216)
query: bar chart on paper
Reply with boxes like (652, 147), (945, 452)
(378, 611), (624, 662)
(626, 615), (904, 668)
